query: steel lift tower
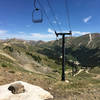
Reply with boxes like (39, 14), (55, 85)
(55, 31), (72, 81)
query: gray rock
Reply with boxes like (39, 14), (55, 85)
(8, 83), (25, 94)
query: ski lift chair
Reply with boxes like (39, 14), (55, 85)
(32, 8), (43, 23)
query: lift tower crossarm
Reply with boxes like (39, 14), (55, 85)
(55, 32), (72, 36)
(55, 31), (72, 81)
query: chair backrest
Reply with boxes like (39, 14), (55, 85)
(32, 8), (43, 23)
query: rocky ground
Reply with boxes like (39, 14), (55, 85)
(0, 67), (100, 100)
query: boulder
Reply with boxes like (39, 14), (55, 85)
(0, 81), (53, 100)
(8, 83), (25, 94)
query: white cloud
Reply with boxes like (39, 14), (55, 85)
(83, 16), (92, 23)
(0, 29), (91, 41)
(58, 30), (90, 36)
(0, 30), (56, 41)
(72, 31), (90, 36)
(31, 33), (55, 41)
(48, 28), (55, 33)
(0, 30), (7, 36)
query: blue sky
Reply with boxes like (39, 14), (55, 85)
(0, 0), (100, 41)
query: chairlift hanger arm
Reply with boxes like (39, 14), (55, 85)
(34, 0), (38, 9)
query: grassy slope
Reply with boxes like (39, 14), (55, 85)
(0, 65), (100, 100)
(0, 35), (100, 100)
(0, 39), (61, 74)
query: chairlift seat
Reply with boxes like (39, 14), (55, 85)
(32, 8), (43, 23)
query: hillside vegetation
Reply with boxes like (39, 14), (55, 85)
(0, 33), (100, 100)
(37, 33), (100, 67)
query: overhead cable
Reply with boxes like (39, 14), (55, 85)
(38, 0), (56, 32)
(46, 0), (62, 32)
(64, 0), (72, 31)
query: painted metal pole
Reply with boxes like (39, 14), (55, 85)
(62, 34), (65, 81)
(55, 31), (72, 81)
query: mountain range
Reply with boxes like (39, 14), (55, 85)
(0, 33), (100, 73)
(0, 33), (100, 100)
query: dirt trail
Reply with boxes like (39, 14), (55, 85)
(93, 74), (100, 80)
(23, 64), (35, 72)
(23, 63), (42, 74)
(74, 69), (84, 76)
(87, 34), (92, 46)
(0, 50), (16, 61)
